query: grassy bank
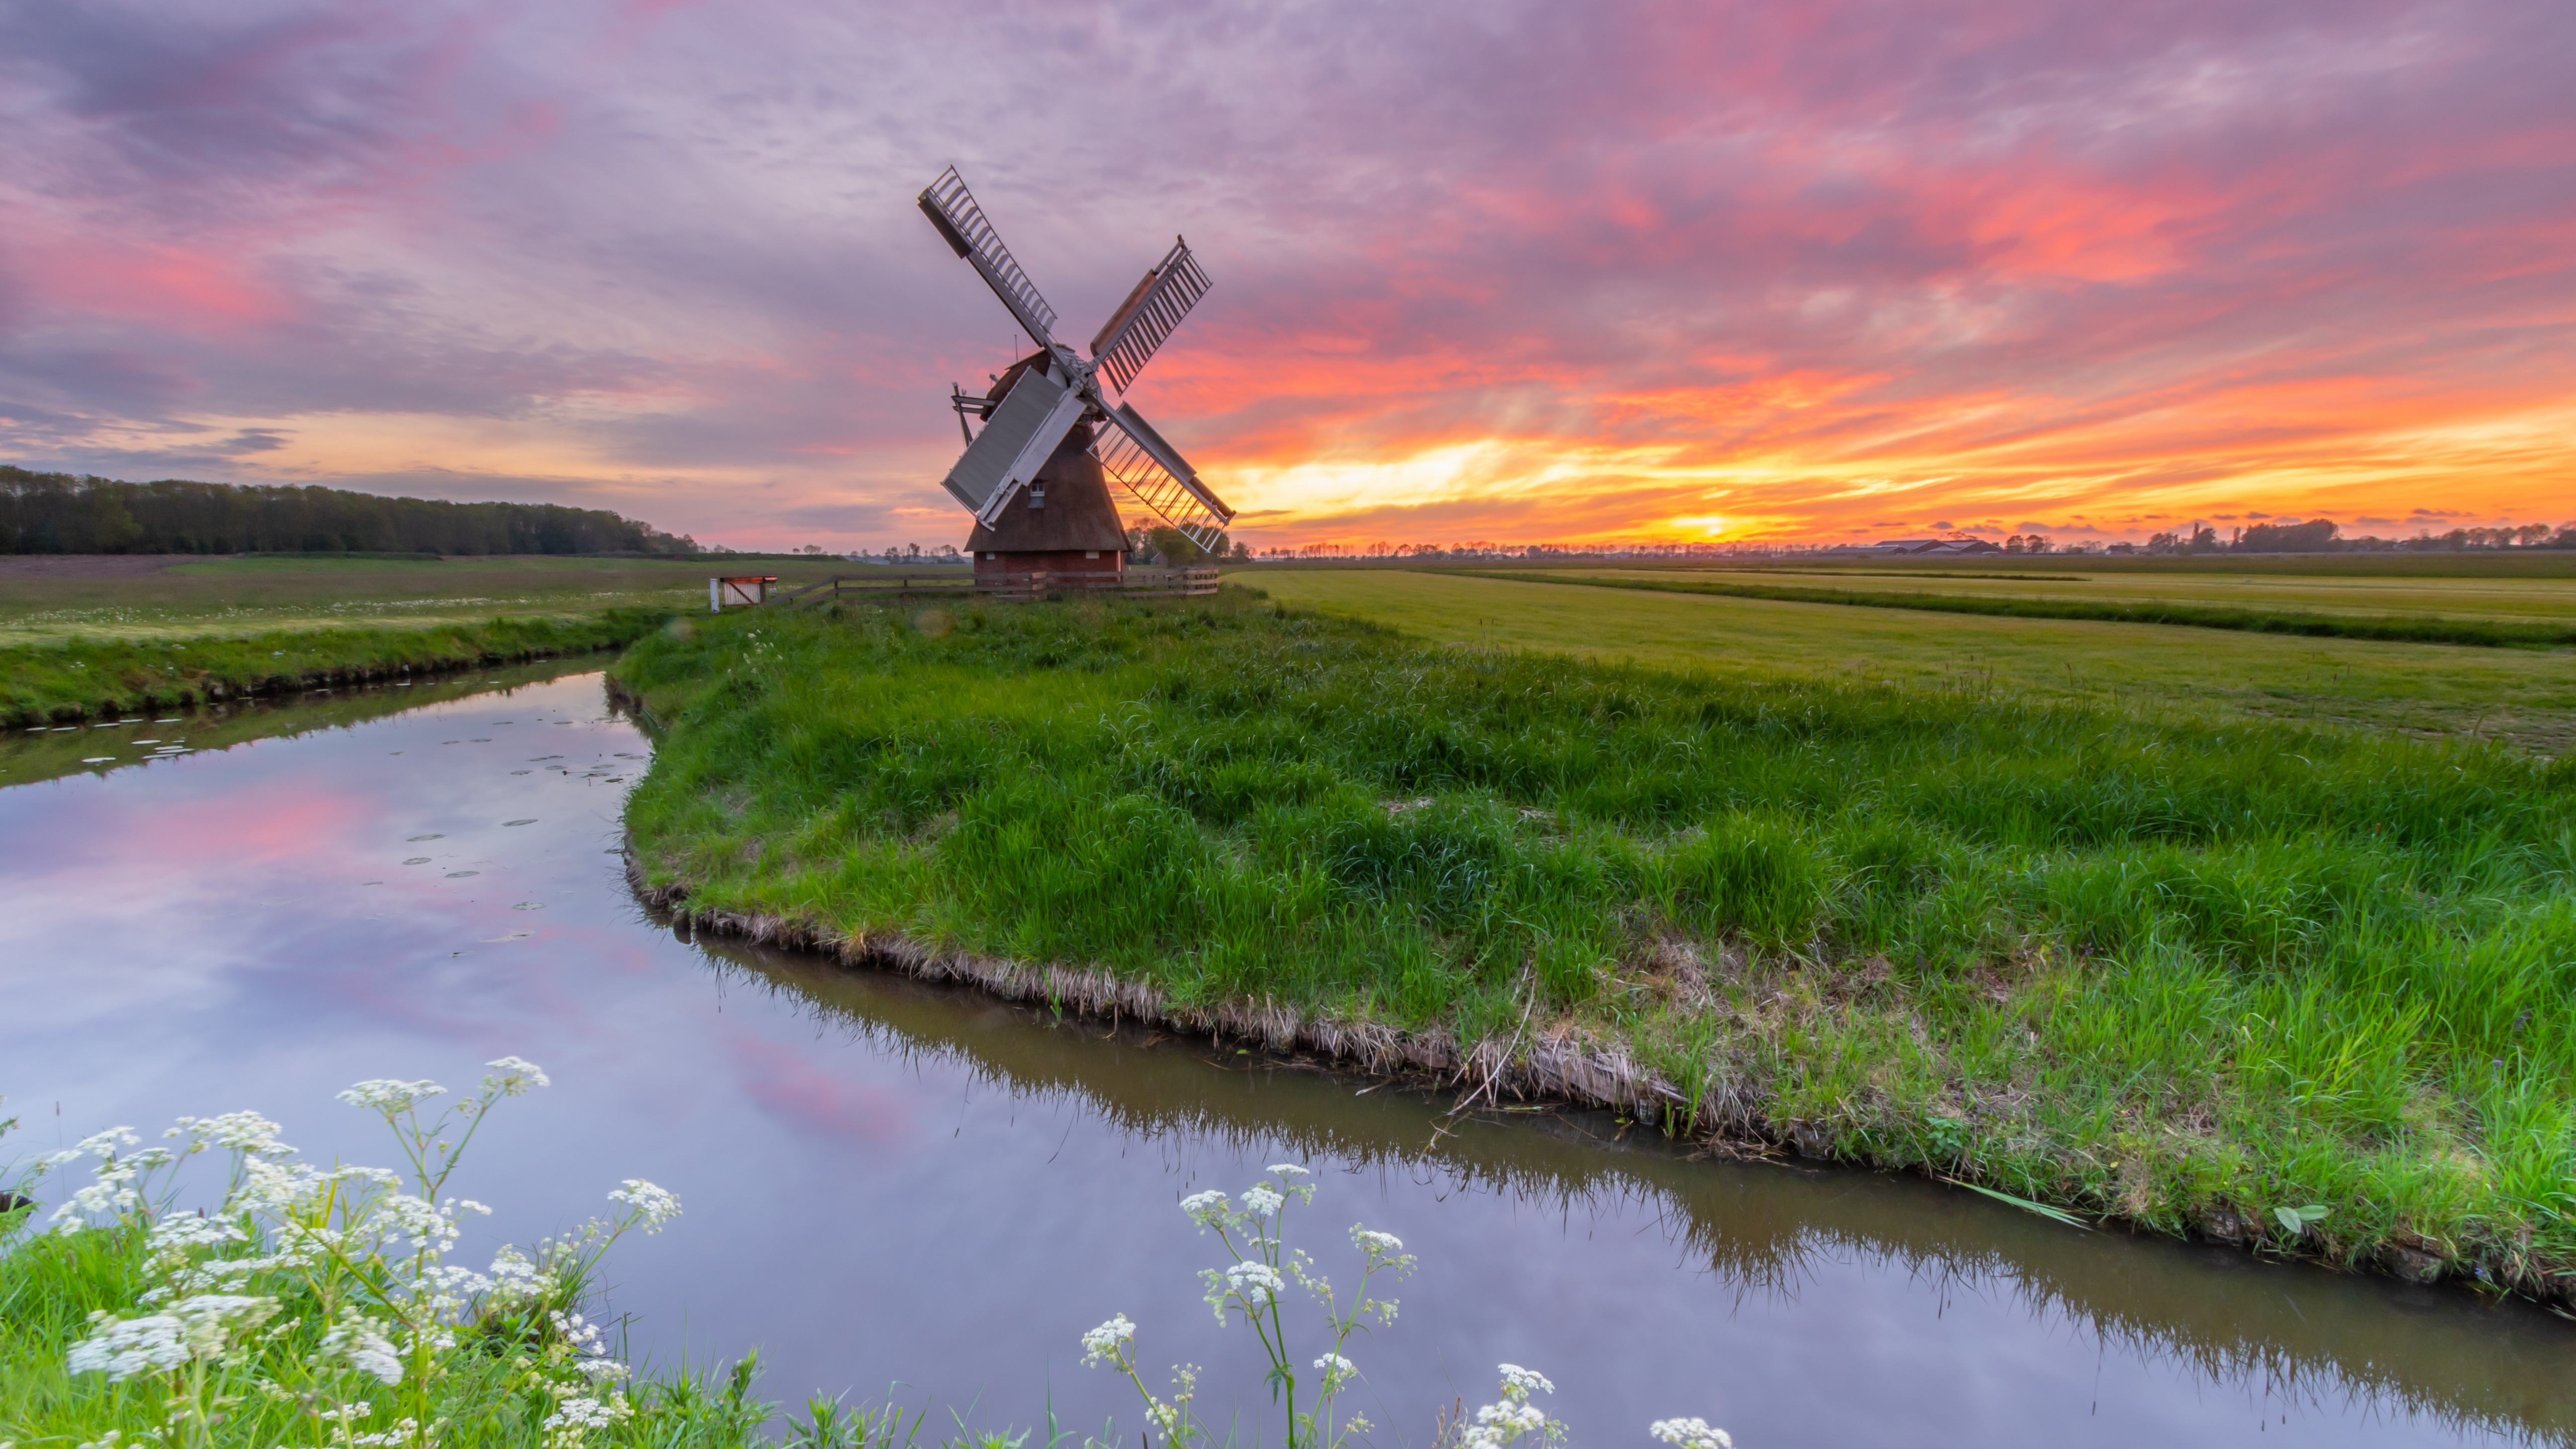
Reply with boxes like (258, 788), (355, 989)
(615, 592), (2576, 1293)
(1457, 569), (2576, 647)
(2, 609), (669, 725)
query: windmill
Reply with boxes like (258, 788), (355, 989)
(916, 165), (1235, 582)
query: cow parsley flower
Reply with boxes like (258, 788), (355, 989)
(1080, 1314), (1136, 1366)
(147, 1213), (247, 1256)
(482, 1057), (551, 1095)
(1649, 1417), (1733, 1449)
(321, 1316), (407, 1385)
(167, 1110), (295, 1159)
(338, 1079), (446, 1116)
(68, 1295), (281, 1380)
(1498, 1364), (1554, 1396)
(1241, 1184), (1285, 1217)
(1179, 1190), (1230, 1227)
(608, 1178), (680, 1231)
(1313, 1352), (1356, 1389)
(1227, 1262), (1283, 1297)
(1268, 1164), (1311, 1178)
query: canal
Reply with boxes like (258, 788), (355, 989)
(2, 667), (2567, 1446)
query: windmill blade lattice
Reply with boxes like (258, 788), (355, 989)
(1094, 403), (1233, 553)
(1089, 238), (1212, 394)
(917, 167), (1060, 349)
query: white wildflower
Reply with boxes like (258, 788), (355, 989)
(52, 1126), (140, 1165)
(1226, 1262), (1284, 1298)
(1352, 1226), (1404, 1254)
(337, 1079), (446, 1115)
(1649, 1418), (1734, 1449)
(1267, 1164), (1311, 1178)
(49, 1174), (140, 1232)
(608, 1178), (681, 1231)
(1498, 1363), (1555, 1396)
(1080, 1314), (1137, 1366)
(168, 1111), (295, 1159)
(1480, 1401), (1547, 1432)
(551, 1311), (608, 1354)
(481, 1057), (551, 1094)
(317, 1403), (373, 1425)
(350, 1417), (425, 1447)
(1179, 1190), (1230, 1226)
(377, 1195), (461, 1255)
(486, 1244), (544, 1302)
(1241, 1184), (1285, 1217)
(147, 1213), (247, 1255)
(1313, 1352), (1356, 1388)
(68, 1294), (279, 1379)
(321, 1316), (406, 1385)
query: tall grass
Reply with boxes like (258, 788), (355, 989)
(614, 593), (2576, 1286)
(1457, 569), (2576, 646)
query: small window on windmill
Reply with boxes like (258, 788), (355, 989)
(1027, 480), (1046, 509)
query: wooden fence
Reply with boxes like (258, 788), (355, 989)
(768, 567), (1221, 608)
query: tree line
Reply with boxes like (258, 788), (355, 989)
(2138, 518), (2576, 554)
(0, 466), (699, 556)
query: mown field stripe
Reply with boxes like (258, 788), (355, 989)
(1451, 569), (2576, 648)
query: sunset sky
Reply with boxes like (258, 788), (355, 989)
(3, 0), (2570, 550)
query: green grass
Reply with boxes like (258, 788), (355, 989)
(1458, 568), (2576, 646)
(0, 1199), (775, 1449)
(0, 554), (848, 648)
(612, 591), (2576, 1292)
(1243, 570), (2576, 754)
(0, 610), (671, 725)
(1535, 562), (2576, 622)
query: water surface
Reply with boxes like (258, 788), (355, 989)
(3, 670), (2568, 1446)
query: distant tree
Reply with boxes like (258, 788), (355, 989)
(0, 465), (696, 556)
(2235, 518), (2340, 552)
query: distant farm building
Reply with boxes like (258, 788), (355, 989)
(1820, 537), (2001, 558)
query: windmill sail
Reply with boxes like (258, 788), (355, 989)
(939, 364), (1087, 521)
(1090, 238), (1211, 394)
(918, 166), (1060, 350)
(1093, 402), (1234, 553)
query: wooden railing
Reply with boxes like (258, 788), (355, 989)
(770, 567), (1220, 608)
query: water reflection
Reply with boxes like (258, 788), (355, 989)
(0, 670), (2565, 1448)
(700, 942), (2576, 1446)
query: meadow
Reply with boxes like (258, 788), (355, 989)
(1244, 570), (2576, 754)
(0, 553), (850, 647)
(1543, 562), (2576, 624)
(612, 590), (2576, 1293)
(0, 553), (862, 724)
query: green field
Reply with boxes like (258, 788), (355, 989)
(0, 554), (859, 647)
(1547, 565), (2576, 623)
(613, 590), (2576, 1295)
(1239, 570), (2576, 754)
